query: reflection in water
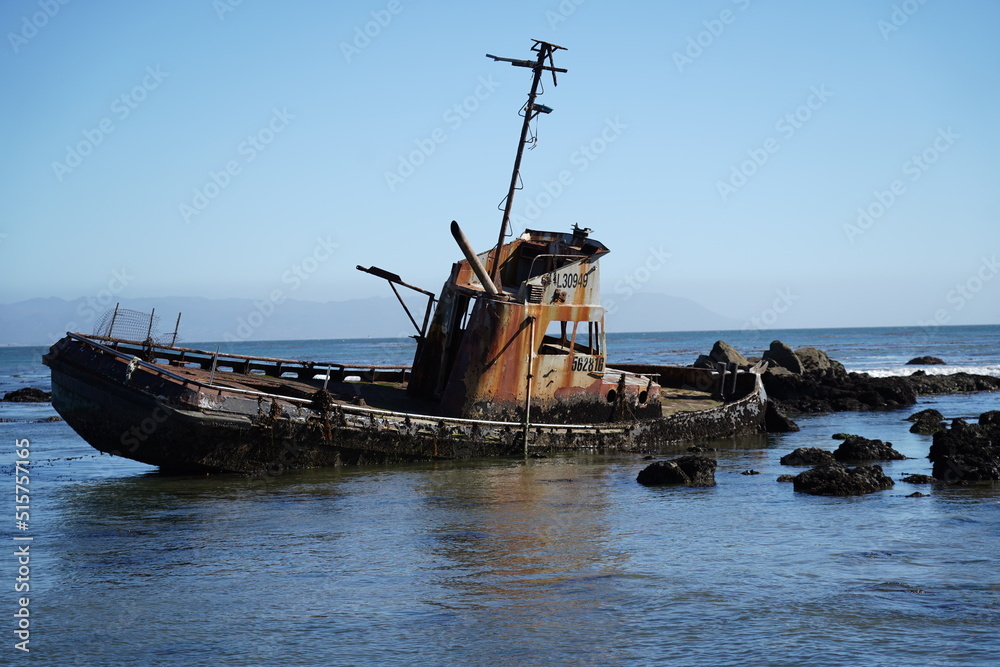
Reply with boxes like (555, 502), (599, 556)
(417, 459), (634, 661)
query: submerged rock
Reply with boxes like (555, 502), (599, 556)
(780, 447), (835, 466)
(636, 455), (717, 487)
(793, 463), (894, 496)
(901, 474), (937, 484)
(776, 474), (796, 483)
(834, 435), (905, 462)
(907, 408), (946, 435)
(928, 413), (1000, 483)
(907, 408), (943, 422)
(2, 387), (51, 402)
(907, 356), (946, 365)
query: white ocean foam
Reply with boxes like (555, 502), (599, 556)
(857, 365), (1000, 379)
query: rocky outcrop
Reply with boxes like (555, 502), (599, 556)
(795, 347), (847, 378)
(694, 340), (750, 369)
(691, 340), (998, 415)
(2, 387), (51, 402)
(636, 455), (717, 487)
(907, 408), (945, 435)
(834, 435), (905, 462)
(793, 463), (894, 496)
(780, 447), (835, 466)
(907, 356), (946, 365)
(763, 371), (916, 413)
(928, 413), (1000, 483)
(762, 341), (804, 375)
(906, 373), (1000, 396)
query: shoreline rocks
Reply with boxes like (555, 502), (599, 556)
(691, 340), (999, 415)
(928, 412), (1000, 483)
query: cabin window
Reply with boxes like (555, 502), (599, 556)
(538, 320), (573, 355)
(536, 320), (603, 356)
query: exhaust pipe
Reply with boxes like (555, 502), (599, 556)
(450, 220), (500, 297)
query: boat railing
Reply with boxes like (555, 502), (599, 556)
(85, 334), (411, 384)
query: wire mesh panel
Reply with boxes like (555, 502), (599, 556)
(93, 307), (174, 345)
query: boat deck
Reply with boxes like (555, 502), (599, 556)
(159, 360), (721, 419)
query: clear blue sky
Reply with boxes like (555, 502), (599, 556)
(2, 0), (998, 330)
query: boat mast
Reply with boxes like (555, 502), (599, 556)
(486, 40), (567, 287)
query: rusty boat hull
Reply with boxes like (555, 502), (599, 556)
(43, 333), (768, 474)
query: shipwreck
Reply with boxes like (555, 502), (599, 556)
(43, 40), (768, 473)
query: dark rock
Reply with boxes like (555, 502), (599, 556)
(832, 433), (857, 440)
(780, 447), (835, 466)
(636, 455), (717, 487)
(710, 340), (749, 367)
(741, 469), (760, 475)
(979, 411), (1000, 426)
(762, 341), (804, 375)
(764, 401), (799, 433)
(907, 492), (927, 498)
(793, 463), (894, 496)
(907, 356), (946, 365)
(693, 354), (715, 369)
(776, 474), (796, 483)
(752, 344), (998, 415)
(694, 340), (751, 370)
(907, 373), (1000, 396)
(763, 370), (916, 414)
(929, 412), (1000, 483)
(911, 370), (926, 376)
(907, 408), (946, 435)
(901, 474), (937, 484)
(2, 387), (51, 402)
(907, 408), (943, 422)
(906, 408), (944, 422)
(834, 435), (905, 462)
(796, 347), (847, 378)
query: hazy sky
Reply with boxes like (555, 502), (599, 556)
(2, 0), (998, 330)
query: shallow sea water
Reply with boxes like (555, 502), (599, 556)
(1, 329), (998, 665)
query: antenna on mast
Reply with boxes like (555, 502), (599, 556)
(485, 39), (567, 288)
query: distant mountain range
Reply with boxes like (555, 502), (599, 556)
(0, 293), (741, 347)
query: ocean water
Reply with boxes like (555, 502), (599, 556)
(1, 325), (997, 665)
